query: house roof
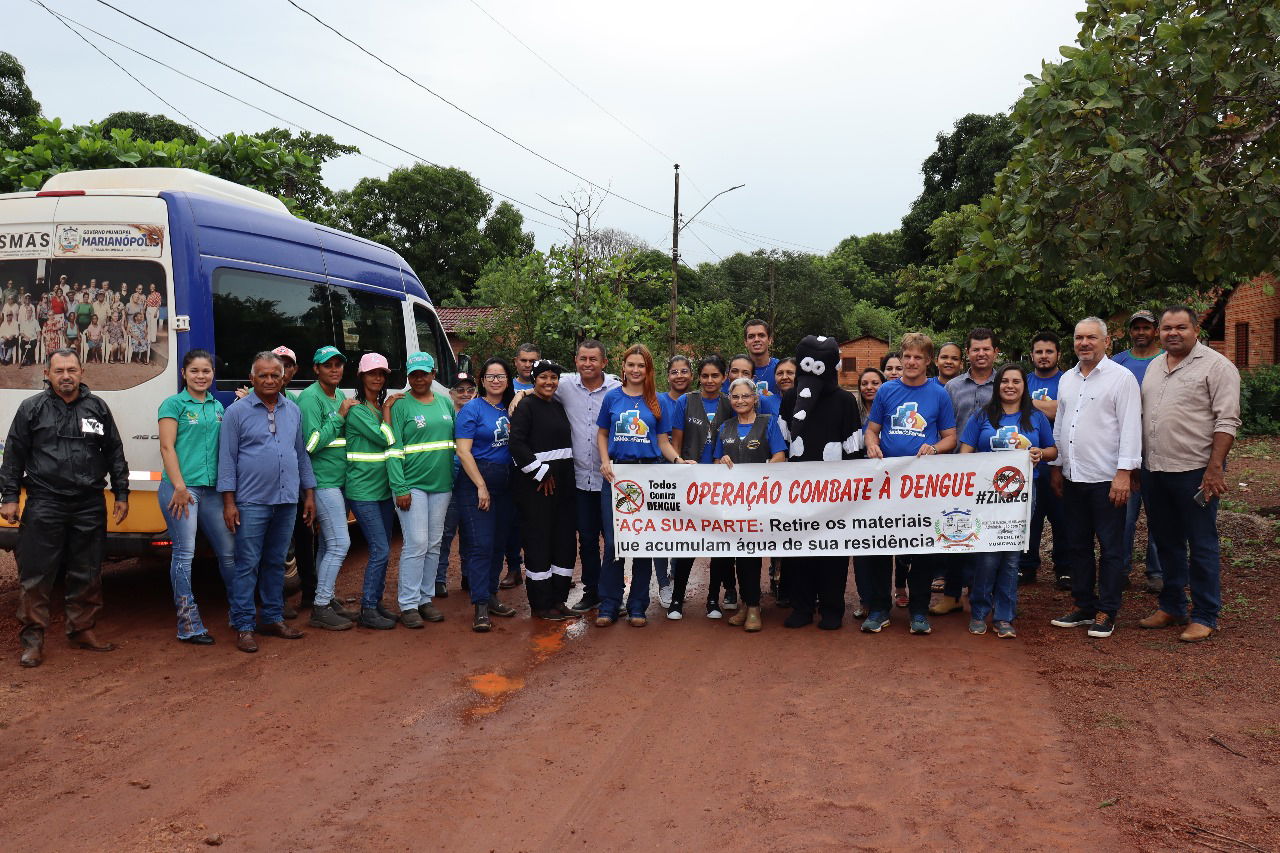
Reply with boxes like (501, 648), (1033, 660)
(839, 335), (889, 346)
(437, 306), (503, 334)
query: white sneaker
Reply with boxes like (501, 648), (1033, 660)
(707, 607), (723, 620)
(658, 583), (673, 609)
(667, 607), (683, 620)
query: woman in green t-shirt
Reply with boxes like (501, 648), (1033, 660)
(344, 353), (398, 630)
(384, 352), (455, 628)
(156, 349), (234, 645)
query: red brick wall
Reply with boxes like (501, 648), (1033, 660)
(839, 337), (890, 386)
(1223, 274), (1280, 369)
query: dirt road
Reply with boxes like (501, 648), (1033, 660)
(0, 549), (1122, 852)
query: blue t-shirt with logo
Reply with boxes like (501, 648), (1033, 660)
(513, 378), (534, 392)
(960, 410), (1056, 478)
(866, 378), (957, 458)
(1026, 370), (1061, 404)
(1112, 349), (1161, 385)
(722, 358), (779, 397)
(596, 388), (673, 461)
(673, 393), (723, 463)
(455, 397), (512, 464)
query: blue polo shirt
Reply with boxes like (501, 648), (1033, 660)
(866, 378), (957, 458)
(960, 410), (1056, 477)
(455, 397), (512, 464)
(596, 389), (673, 461)
(1112, 349), (1161, 384)
(217, 392), (315, 504)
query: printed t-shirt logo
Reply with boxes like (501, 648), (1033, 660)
(184, 411), (200, 425)
(614, 409), (649, 440)
(991, 425), (1031, 451)
(889, 402), (927, 434)
(413, 414), (427, 429)
(493, 416), (510, 445)
(1031, 387), (1052, 400)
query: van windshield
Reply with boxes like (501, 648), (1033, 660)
(0, 257), (169, 391)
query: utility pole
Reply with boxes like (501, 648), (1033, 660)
(768, 258), (777, 335)
(669, 164), (680, 355)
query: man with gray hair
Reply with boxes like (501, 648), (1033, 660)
(219, 352), (316, 653)
(1048, 317), (1142, 639)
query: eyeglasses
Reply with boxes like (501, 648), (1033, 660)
(455, 386), (477, 394)
(483, 374), (506, 381)
(266, 408), (276, 434)
(667, 368), (691, 376)
(729, 394), (756, 401)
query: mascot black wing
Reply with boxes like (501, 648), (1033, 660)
(780, 335), (863, 462)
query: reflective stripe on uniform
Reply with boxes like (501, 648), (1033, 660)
(404, 440), (455, 454)
(346, 451), (388, 462)
(306, 435), (347, 453)
(379, 423), (395, 446)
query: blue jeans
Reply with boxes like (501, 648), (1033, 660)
(395, 489), (451, 610)
(599, 484), (654, 619)
(971, 549), (1020, 622)
(435, 491), (460, 586)
(1146, 468), (1221, 628)
(1123, 470), (1163, 579)
(312, 486), (352, 607)
(229, 502), (295, 631)
(158, 482), (235, 639)
(1062, 480), (1127, 616)
(348, 498), (394, 609)
(457, 460), (515, 606)
(575, 488), (604, 593)
(1020, 479), (1066, 576)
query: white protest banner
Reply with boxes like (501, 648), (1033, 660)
(610, 452), (1033, 558)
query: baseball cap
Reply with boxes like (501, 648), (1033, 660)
(313, 345), (346, 364)
(357, 352), (390, 373)
(1128, 310), (1156, 326)
(453, 371), (476, 387)
(406, 351), (436, 375)
(271, 345), (297, 363)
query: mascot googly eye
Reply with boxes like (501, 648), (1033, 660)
(810, 361), (825, 376)
(799, 356), (816, 373)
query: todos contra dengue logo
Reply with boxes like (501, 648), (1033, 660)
(613, 480), (645, 514)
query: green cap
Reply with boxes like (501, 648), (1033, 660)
(406, 351), (436, 374)
(313, 345), (346, 364)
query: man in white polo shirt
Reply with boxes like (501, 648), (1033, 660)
(1048, 317), (1142, 639)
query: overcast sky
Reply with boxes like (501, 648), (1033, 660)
(13, 0), (1084, 265)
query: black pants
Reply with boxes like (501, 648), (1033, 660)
(726, 557), (762, 607)
(863, 553), (935, 616)
(670, 557), (740, 606)
(1063, 479), (1127, 616)
(16, 490), (107, 637)
(788, 556), (848, 619)
(514, 476), (575, 611)
(293, 500), (316, 603)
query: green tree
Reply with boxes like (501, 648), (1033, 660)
(900, 113), (1017, 265)
(956, 0), (1280, 325)
(333, 164), (533, 302)
(0, 118), (332, 217)
(0, 51), (41, 150)
(843, 300), (904, 342)
(99, 111), (201, 145)
(482, 200), (536, 260)
(254, 128), (358, 222)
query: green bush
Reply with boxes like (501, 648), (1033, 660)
(1239, 364), (1280, 436)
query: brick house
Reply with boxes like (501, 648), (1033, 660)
(1205, 274), (1280, 370)
(436, 306), (504, 360)
(839, 336), (890, 387)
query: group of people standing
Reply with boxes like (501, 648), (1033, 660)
(0, 277), (162, 367)
(0, 304), (1241, 666)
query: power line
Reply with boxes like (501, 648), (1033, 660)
(88, 0), (563, 223)
(283, 0), (672, 221)
(34, 0), (214, 138)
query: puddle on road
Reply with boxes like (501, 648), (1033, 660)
(461, 618), (587, 721)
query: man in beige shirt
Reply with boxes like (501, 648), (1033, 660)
(1137, 306), (1241, 642)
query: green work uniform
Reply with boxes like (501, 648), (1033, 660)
(297, 382), (348, 490)
(386, 393), (456, 496)
(344, 402), (394, 501)
(157, 389), (224, 487)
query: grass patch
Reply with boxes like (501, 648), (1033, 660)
(1097, 712), (1132, 731)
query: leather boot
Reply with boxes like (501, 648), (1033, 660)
(727, 606), (748, 627)
(20, 630), (44, 668)
(929, 595), (963, 616)
(744, 606), (763, 632)
(68, 628), (116, 652)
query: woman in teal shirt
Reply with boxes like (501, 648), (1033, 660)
(157, 349), (234, 645)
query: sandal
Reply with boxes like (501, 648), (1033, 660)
(895, 589), (909, 608)
(931, 578), (945, 593)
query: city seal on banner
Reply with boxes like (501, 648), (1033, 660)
(935, 508), (981, 549)
(613, 480), (645, 515)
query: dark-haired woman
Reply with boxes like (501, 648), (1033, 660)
(713, 377), (786, 631)
(344, 353), (398, 630)
(595, 344), (685, 627)
(509, 359), (577, 621)
(456, 356), (520, 632)
(880, 351), (903, 381)
(959, 364), (1056, 639)
(665, 354), (693, 402)
(157, 349), (233, 644)
(669, 354), (734, 619)
(774, 357), (797, 395)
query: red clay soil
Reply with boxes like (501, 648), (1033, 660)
(1, 495), (1277, 851)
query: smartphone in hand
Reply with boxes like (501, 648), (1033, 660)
(1193, 487), (1208, 507)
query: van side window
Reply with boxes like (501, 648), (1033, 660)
(330, 287), (407, 388)
(411, 303), (453, 380)
(212, 267), (332, 390)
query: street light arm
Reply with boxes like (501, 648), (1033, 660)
(679, 184), (745, 233)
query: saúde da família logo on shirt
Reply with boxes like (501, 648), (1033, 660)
(613, 409), (649, 441)
(889, 402), (928, 436)
(493, 416), (510, 445)
(990, 425), (1031, 451)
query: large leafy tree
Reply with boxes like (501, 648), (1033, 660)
(99, 111), (201, 145)
(254, 128), (358, 222)
(954, 0), (1280, 326)
(0, 51), (41, 150)
(333, 164), (533, 302)
(900, 113), (1017, 265)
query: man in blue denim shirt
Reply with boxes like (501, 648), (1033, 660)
(219, 351), (316, 653)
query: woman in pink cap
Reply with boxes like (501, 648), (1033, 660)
(343, 352), (399, 630)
